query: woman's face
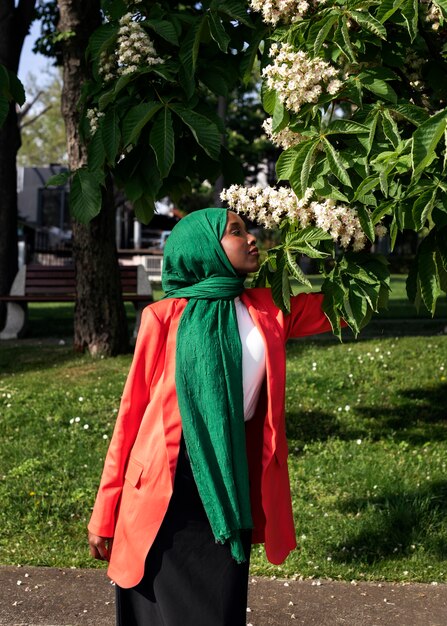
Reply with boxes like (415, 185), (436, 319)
(220, 212), (259, 275)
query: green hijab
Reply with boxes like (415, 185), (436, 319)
(162, 208), (253, 562)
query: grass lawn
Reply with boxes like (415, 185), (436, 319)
(1, 316), (446, 581)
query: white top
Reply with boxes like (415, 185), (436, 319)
(235, 297), (266, 421)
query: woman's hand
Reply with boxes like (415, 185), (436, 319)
(88, 531), (113, 562)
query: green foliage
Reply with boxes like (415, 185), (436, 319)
(249, 0), (447, 334)
(68, 1), (261, 223)
(0, 64), (25, 127)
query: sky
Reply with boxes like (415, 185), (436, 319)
(18, 20), (54, 86)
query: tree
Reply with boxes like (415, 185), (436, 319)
(222, 0), (447, 337)
(56, 0), (129, 356)
(0, 0), (35, 328)
(40, 0), (263, 355)
(18, 69), (67, 167)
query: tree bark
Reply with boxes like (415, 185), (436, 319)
(58, 0), (129, 355)
(0, 0), (36, 328)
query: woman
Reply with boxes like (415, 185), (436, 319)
(88, 208), (333, 625)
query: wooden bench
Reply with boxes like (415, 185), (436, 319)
(0, 264), (153, 340)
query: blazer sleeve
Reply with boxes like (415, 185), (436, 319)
(88, 306), (166, 537)
(284, 292), (333, 339)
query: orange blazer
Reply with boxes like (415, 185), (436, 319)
(88, 288), (332, 588)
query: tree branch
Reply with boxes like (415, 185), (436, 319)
(19, 104), (52, 129)
(17, 90), (44, 119)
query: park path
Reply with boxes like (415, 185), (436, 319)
(1, 566), (447, 626)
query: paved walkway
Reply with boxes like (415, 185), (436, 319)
(1, 566), (447, 626)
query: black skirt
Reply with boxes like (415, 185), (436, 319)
(116, 439), (252, 626)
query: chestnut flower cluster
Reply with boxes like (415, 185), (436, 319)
(220, 185), (386, 252)
(86, 108), (105, 135)
(262, 117), (305, 149)
(117, 13), (163, 76)
(99, 13), (163, 82)
(262, 44), (342, 114)
(420, 0), (443, 30)
(249, 0), (327, 25)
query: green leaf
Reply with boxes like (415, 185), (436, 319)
(376, 0), (406, 23)
(418, 236), (442, 315)
(150, 108), (175, 178)
(436, 0), (447, 16)
(271, 254), (291, 313)
(276, 147), (300, 180)
(401, 0), (418, 41)
(412, 109), (447, 177)
(290, 140), (323, 195)
(356, 204), (375, 242)
(70, 169), (103, 223)
(343, 262), (379, 285)
(322, 138), (352, 187)
(314, 14), (339, 54)
(46, 171), (71, 187)
(102, 108), (121, 163)
(207, 11), (231, 52)
(262, 88), (276, 115)
(313, 180), (350, 202)
(327, 120), (370, 135)
(133, 195), (155, 225)
(215, 0), (253, 27)
(272, 96), (289, 133)
(145, 19), (179, 45)
(388, 103), (429, 126)
(241, 25), (267, 84)
(286, 250), (312, 287)
(436, 253), (447, 295)
(321, 291), (342, 339)
(381, 110), (401, 148)
(358, 71), (397, 103)
(179, 17), (206, 97)
(364, 111), (379, 155)
(300, 141), (319, 194)
(171, 104), (221, 160)
(7, 71), (25, 106)
(98, 88), (115, 112)
(124, 176), (144, 202)
(349, 9), (387, 39)
(286, 227), (333, 246)
(348, 284), (369, 332)
(113, 74), (133, 96)
(356, 281), (380, 311)
(354, 175), (380, 201)
(412, 188), (437, 231)
(87, 23), (117, 58)
(88, 128), (106, 171)
(179, 17), (205, 73)
(122, 102), (163, 147)
(436, 227), (447, 269)
(340, 16), (357, 63)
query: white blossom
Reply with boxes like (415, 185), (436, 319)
(220, 184), (383, 252)
(98, 13), (163, 83)
(249, 0), (328, 25)
(262, 118), (305, 149)
(86, 108), (105, 135)
(262, 44), (341, 114)
(420, 0), (443, 30)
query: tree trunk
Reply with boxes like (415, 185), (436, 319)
(0, 0), (36, 328)
(58, 0), (129, 355)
